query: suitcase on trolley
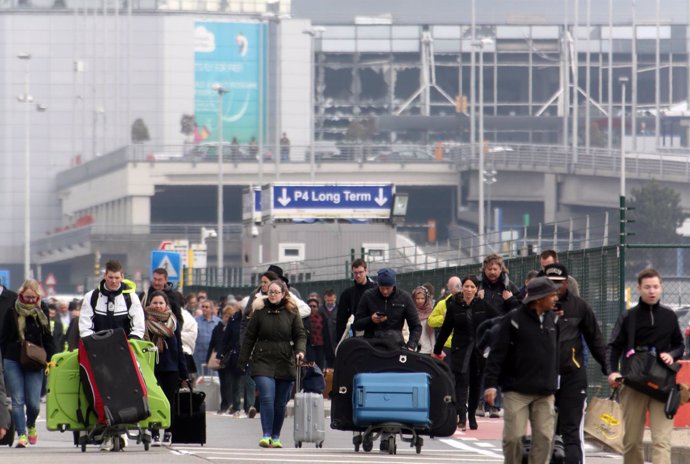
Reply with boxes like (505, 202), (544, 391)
(170, 388), (206, 445)
(294, 361), (326, 448)
(78, 329), (150, 426)
(352, 372), (430, 426)
(331, 337), (456, 437)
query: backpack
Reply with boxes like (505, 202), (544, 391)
(90, 288), (132, 314)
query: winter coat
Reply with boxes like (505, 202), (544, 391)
(484, 304), (559, 396)
(238, 295), (307, 381)
(556, 290), (607, 376)
(433, 295), (498, 374)
(336, 278), (377, 341)
(477, 272), (521, 315)
(0, 301), (56, 367)
(353, 287), (422, 350)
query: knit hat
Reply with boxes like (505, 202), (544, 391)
(523, 276), (559, 304)
(377, 268), (397, 287)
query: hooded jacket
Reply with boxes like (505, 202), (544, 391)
(79, 280), (145, 339)
(238, 295), (307, 380)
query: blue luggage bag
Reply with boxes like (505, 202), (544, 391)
(352, 372), (430, 427)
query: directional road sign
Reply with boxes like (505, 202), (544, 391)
(0, 270), (10, 288)
(150, 251), (182, 283)
(262, 183), (394, 220)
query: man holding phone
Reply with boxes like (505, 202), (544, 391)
(353, 268), (421, 351)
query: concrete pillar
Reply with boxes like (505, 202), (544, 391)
(543, 173), (558, 223)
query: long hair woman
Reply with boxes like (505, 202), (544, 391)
(143, 290), (188, 446)
(238, 280), (306, 448)
(0, 279), (55, 447)
(432, 275), (497, 431)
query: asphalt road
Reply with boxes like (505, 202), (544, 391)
(0, 403), (624, 463)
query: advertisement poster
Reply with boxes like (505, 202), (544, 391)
(194, 21), (266, 144)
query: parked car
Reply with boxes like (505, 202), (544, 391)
(309, 141), (351, 161)
(187, 142), (255, 161)
(366, 146), (435, 162)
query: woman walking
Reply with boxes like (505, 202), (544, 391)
(0, 280), (55, 447)
(143, 290), (188, 446)
(412, 286), (436, 354)
(432, 275), (497, 431)
(238, 280), (306, 448)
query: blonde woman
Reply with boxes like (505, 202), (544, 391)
(0, 280), (55, 447)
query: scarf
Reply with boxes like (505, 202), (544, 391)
(412, 287), (434, 321)
(144, 304), (177, 352)
(265, 299), (283, 314)
(99, 280), (124, 312)
(15, 296), (50, 343)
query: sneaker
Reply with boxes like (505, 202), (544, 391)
(151, 434), (161, 447)
(234, 411), (248, 419)
(270, 438), (282, 448)
(100, 437), (114, 452)
(28, 426), (38, 445)
(489, 407), (502, 419)
(120, 433), (128, 449)
(259, 437), (271, 448)
(16, 434), (28, 448)
(162, 432), (172, 446)
(247, 406), (257, 419)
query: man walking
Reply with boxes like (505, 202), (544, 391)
(542, 263), (607, 464)
(607, 268), (684, 464)
(336, 258), (376, 342)
(483, 276), (560, 464)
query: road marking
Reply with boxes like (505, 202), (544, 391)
(439, 438), (503, 458)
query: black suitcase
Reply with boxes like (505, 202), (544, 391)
(170, 389), (206, 445)
(78, 329), (150, 426)
(331, 337), (456, 437)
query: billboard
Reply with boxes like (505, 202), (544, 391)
(194, 21), (266, 144)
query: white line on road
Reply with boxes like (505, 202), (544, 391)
(439, 438), (503, 459)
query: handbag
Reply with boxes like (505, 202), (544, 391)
(584, 390), (624, 454)
(622, 309), (680, 401)
(20, 340), (47, 370)
(206, 349), (221, 370)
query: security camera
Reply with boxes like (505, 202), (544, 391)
(208, 230), (218, 238)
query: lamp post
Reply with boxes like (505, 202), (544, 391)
(473, 39), (489, 257)
(303, 26), (326, 181)
(483, 169), (497, 232)
(17, 52), (33, 280)
(619, 75), (629, 313)
(211, 83), (228, 282)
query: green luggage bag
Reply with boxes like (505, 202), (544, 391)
(46, 339), (171, 431)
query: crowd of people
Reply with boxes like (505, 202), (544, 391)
(0, 251), (683, 463)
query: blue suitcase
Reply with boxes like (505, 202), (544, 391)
(352, 372), (430, 426)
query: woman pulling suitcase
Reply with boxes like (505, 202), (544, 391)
(238, 280), (306, 448)
(432, 276), (498, 431)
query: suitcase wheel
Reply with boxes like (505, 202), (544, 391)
(414, 436), (423, 454)
(316, 441), (323, 448)
(295, 441), (302, 448)
(387, 436), (396, 455)
(362, 437), (373, 453)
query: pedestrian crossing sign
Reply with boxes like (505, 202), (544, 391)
(150, 251), (182, 284)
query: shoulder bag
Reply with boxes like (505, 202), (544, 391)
(20, 340), (47, 370)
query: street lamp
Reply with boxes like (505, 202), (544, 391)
(472, 38), (491, 257)
(619, 75), (629, 313)
(211, 83), (228, 281)
(302, 26), (326, 181)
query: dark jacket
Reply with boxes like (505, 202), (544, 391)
(319, 304), (337, 364)
(238, 295), (307, 380)
(353, 287), (422, 350)
(218, 311), (242, 372)
(484, 304), (559, 396)
(557, 290), (607, 376)
(152, 316), (188, 378)
(140, 283), (184, 315)
(433, 295), (498, 374)
(0, 288), (18, 338)
(336, 278), (376, 341)
(0, 302), (56, 368)
(0, 350), (10, 430)
(606, 299), (685, 375)
(477, 272), (521, 315)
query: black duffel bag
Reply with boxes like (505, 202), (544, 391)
(624, 347), (680, 402)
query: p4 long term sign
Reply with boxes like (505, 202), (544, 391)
(262, 183), (394, 220)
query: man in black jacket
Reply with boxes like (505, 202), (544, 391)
(477, 253), (521, 316)
(542, 263), (607, 464)
(336, 258), (376, 342)
(0, 283), (17, 338)
(353, 268), (422, 350)
(484, 276), (560, 464)
(607, 268), (684, 464)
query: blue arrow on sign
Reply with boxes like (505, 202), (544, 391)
(151, 251), (182, 284)
(268, 184), (394, 219)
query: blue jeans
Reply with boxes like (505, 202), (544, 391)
(242, 374), (256, 411)
(3, 359), (43, 435)
(253, 376), (293, 439)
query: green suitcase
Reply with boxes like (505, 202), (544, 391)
(46, 339), (171, 431)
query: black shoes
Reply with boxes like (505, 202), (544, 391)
(468, 416), (478, 430)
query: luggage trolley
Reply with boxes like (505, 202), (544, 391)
(350, 372), (430, 455)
